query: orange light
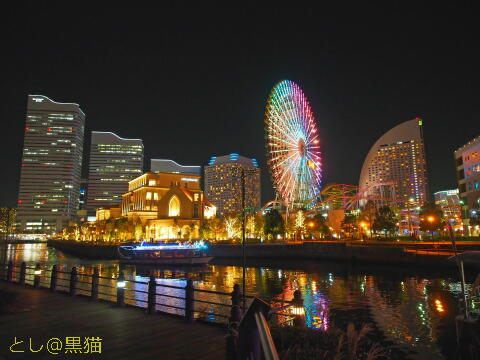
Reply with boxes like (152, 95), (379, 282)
(435, 299), (444, 313)
(427, 216), (435, 223)
(308, 222), (315, 228)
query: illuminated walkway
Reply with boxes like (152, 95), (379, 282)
(0, 283), (225, 360)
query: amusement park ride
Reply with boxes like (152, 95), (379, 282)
(263, 80), (406, 216)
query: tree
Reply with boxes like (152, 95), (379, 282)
(0, 208), (16, 240)
(372, 206), (398, 236)
(225, 214), (241, 239)
(419, 203), (444, 233)
(341, 212), (358, 239)
(263, 209), (285, 241)
(307, 213), (331, 239)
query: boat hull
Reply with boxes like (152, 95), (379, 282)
(119, 256), (214, 265)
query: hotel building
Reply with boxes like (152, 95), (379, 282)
(86, 132), (143, 214)
(150, 159), (200, 175)
(454, 135), (480, 211)
(358, 118), (429, 207)
(204, 154), (261, 214)
(119, 172), (215, 239)
(17, 95), (85, 233)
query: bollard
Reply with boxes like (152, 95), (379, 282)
(292, 290), (305, 327)
(116, 271), (126, 306)
(230, 284), (242, 325)
(147, 275), (156, 314)
(69, 267), (78, 296)
(50, 265), (57, 292)
(91, 267), (99, 300)
(19, 262), (27, 285)
(7, 261), (14, 282)
(33, 263), (41, 288)
(184, 278), (194, 323)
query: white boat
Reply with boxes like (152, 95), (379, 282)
(118, 241), (213, 265)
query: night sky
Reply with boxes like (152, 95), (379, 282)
(1, 3), (478, 207)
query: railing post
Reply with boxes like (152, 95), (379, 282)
(116, 271), (125, 307)
(292, 290), (305, 327)
(7, 261), (14, 282)
(50, 265), (57, 292)
(147, 275), (156, 314)
(69, 267), (78, 296)
(19, 262), (26, 285)
(91, 267), (99, 300)
(33, 263), (41, 288)
(230, 284), (243, 325)
(184, 278), (194, 323)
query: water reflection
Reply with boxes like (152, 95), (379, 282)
(4, 243), (469, 359)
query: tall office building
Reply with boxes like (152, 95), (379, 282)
(17, 95), (85, 233)
(86, 131), (143, 213)
(358, 118), (429, 206)
(204, 154), (261, 214)
(454, 135), (480, 211)
(151, 159), (200, 175)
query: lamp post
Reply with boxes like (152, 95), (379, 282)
(407, 197), (415, 237)
(427, 216), (435, 245)
(241, 169), (246, 311)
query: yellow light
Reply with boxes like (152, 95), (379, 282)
(307, 160), (316, 169)
(427, 216), (434, 223)
(34, 270), (42, 275)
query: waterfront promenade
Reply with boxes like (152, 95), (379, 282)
(0, 282), (225, 360)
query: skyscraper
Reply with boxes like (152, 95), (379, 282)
(204, 154), (261, 214)
(86, 131), (143, 213)
(454, 135), (480, 211)
(17, 95), (85, 233)
(358, 118), (429, 206)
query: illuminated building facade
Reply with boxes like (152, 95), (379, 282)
(17, 95), (85, 233)
(151, 159), (200, 175)
(434, 189), (461, 225)
(455, 135), (480, 211)
(120, 172), (216, 239)
(86, 131), (143, 214)
(359, 119), (429, 207)
(204, 154), (261, 214)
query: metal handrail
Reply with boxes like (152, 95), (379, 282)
(254, 311), (280, 360)
(1, 261), (239, 324)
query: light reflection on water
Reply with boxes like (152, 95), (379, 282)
(4, 243), (468, 359)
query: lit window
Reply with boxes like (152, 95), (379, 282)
(146, 192), (152, 200)
(148, 180), (156, 186)
(168, 196), (180, 217)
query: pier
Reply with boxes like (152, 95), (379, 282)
(0, 262), (229, 360)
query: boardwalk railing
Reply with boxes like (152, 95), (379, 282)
(1, 261), (305, 325)
(0, 261), (248, 324)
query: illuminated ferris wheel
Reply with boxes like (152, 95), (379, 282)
(265, 80), (322, 209)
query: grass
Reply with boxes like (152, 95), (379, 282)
(271, 323), (389, 360)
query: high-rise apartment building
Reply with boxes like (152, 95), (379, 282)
(454, 135), (480, 211)
(17, 95), (85, 233)
(150, 159), (201, 175)
(204, 154), (261, 214)
(359, 118), (429, 206)
(86, 131), (143, 213)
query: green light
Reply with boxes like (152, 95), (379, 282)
(418, 120), (423, 126)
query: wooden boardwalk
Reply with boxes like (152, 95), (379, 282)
(0, 282), (225, 360)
